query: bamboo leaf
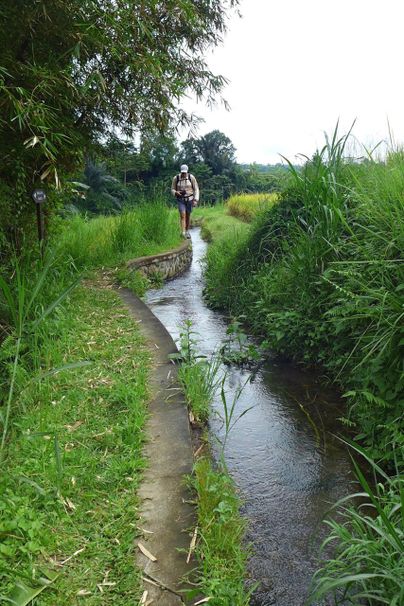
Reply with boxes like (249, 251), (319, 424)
(31, 276), (81, 328)
(36, 360), (92, 380)
(6, 572), (59, 606)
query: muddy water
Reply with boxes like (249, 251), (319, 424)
(146, 228), (352, 606)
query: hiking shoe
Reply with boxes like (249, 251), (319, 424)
(186, 231), (191, 239)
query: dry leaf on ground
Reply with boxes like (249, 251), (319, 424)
(64, 420), (84, 432)
(137, 542), (157, 562)
(186, 527), (198, 564)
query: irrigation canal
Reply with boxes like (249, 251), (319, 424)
(145, 227), (353, 606)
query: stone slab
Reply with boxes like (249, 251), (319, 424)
(127, 240), (193, 280)
(118, 288), (196, 605)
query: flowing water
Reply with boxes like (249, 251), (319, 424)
(146, 228), (353, 606)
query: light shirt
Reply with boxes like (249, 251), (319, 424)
(171, 173), (199, 202)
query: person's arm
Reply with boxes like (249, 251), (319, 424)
(191, 175), (199, 203)
(171, 176), (179, 197)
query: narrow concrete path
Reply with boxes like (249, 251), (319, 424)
(118, 288), (196, 605)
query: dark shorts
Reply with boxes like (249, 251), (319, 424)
(178, 198), (193, 213)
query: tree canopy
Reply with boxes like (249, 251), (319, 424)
(180, 129), (237, 175)
(0, 0), (239, 241)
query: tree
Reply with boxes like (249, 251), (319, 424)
(180, 130), (236, 175)
(0, 0), (239, 244)
(102, 136), (140, 187)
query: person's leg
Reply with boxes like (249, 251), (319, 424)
(179, 210), (186, 235)
(178, 200), (186, 236)
(185, 211), (191, 230)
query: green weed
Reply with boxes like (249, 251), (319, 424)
(175, 321), (221, 423)
(219, 319), (262, 366)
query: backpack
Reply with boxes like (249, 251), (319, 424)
(176, 173), (194, 193)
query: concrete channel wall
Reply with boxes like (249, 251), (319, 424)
(127, 240), (192, 280)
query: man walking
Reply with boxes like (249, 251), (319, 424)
(171, 164), (199, 239)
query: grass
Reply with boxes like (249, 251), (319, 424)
(226, 192), (279, 222)
(178, 360), (221, 424)
(193, 204), (250, 243)
(174, 320), (222, 424)
(203, 129), (404, 464)
(0, 283), (150, 604)
(56, 203), (181, 269)
(189, 458), (252, 606)
(201, 126), (403, 605)
(0, 201), (184, 603)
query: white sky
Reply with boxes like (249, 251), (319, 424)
(181, 0), (404, 164)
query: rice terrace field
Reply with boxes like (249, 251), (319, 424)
(0, 1), (403, 605)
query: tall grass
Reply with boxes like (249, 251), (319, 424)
(0, 251), (79, 456)
(57, 202), (180, 268)
(175, 321), (222, 423)
(176, 321), (252, 605)
(226, 192), (279, 222)
(190, 458), (252, 606)
(204, 127), (404, 464)
(203, 128), (403, 603)
(203, 223), (251, 309)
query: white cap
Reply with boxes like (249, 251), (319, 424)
(180, 164), (188, 173)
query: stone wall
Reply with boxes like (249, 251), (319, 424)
(126, 240), (192, 280)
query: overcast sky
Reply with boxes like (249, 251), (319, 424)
(181, 0), (404, 164)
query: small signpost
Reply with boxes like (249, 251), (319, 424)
(32, 188), (46, 245)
